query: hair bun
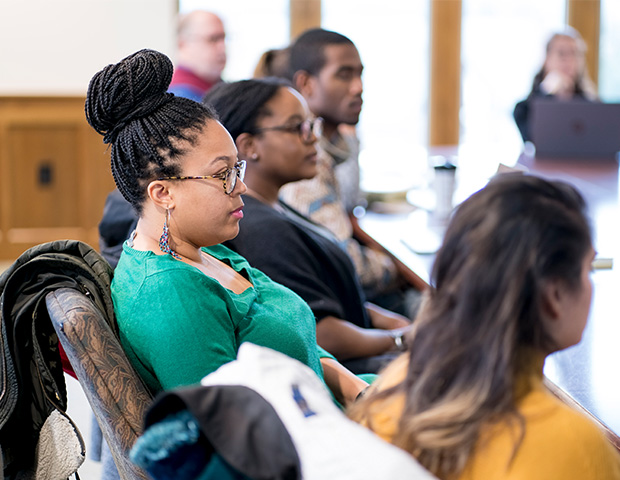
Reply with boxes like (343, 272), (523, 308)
(85, 49), (174, 143)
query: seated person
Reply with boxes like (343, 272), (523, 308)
(168, 10), (226, 101)
(203, 78), (411, 375)
(514, 26), (598, 143)
(85, 49), (368, 408)
(349, 174), (620, 479)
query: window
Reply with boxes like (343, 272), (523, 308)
(322, 0), (430, 192)
(599, 0), (620, 102)
(461, 0), (566, 152)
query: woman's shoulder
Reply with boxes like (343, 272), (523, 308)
(240, 196), (296, 231)
(499, 385), (620, 478)
(463, 385), (620, 479)
(231, 198), (308, 249)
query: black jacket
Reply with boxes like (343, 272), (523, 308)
(99, 189), (138, 269)
(0, 240), (114, 478)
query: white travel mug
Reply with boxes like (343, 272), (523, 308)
(433, 162), (457, 219)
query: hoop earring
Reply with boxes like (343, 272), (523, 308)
(159, 209), (181, 259)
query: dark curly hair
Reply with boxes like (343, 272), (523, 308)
(85, 49), (218, 214)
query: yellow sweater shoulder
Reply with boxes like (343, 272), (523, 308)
(462, 380), (620, 480)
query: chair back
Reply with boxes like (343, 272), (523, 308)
(46, 287), (153, 480)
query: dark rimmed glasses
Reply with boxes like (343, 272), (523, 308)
(252, 117), (323, 144)
(156, 160), (246, 195)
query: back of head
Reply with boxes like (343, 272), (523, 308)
(431, 173), (591, 354)
(288, 28), (355, 79)
(85, 49), (217, 214)
(253, 47), (291, 79)
(203, 78), (291, 140)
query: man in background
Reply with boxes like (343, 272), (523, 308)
(280, 28), (419, 317)
(169, 10), (227, 101)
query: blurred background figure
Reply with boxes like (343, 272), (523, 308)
(253, 46), (291, 79)
(513, 26), (598, 143)
(168, 10), (227, 101)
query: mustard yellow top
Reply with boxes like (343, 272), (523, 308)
(358, 354), (620, 480)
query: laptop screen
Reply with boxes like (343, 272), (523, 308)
(531, 99), (620, 159)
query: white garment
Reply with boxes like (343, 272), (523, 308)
(202, 343), (437, 480)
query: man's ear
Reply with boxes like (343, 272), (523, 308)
(236, 133), (256, 159)
(147, 181), (175, 210)
(293, 70), (315, 98)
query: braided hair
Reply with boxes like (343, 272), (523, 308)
(85, 49), (218, 214)
(203, 77), (291, 141)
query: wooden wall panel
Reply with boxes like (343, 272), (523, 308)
(0, 97), (114, 260)
(429, 0), (462, 147)
(568, 0), (600, 86)
(290, 0), (321, 40)
(7, 124), (81, 228)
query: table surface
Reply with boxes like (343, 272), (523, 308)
(357, 150), (620, 438)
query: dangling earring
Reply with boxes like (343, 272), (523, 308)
(159, 209), (181, 259)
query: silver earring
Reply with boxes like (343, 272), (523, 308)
(159, 209), (181, 259)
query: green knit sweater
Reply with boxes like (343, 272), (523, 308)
(112, 243), (326, 393)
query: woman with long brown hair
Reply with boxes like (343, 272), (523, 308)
(349, 174), (620, 479)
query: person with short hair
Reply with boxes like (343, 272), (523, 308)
(169, 10), (227, 102)
(349, 173), (620, 479)
(280, 28), (419, 317)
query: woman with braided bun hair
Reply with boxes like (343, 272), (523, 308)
(86, 49), (368, 407)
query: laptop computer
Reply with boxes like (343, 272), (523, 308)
(530, 99), (620, 159)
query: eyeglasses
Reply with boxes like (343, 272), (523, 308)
(252, 118), (323, 144)
(156, 160), (246, 195)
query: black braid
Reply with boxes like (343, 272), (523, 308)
(203, 78), (291, 141)
(85, 49), (218, 214)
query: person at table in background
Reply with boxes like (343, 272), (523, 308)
(85, 49), (369, 409)
(168, 10), (227, 102)
(253, 46), (291, 79)
(279, 28), (420, 319)
(349, 173), (620, 479)
(513, 26), (598, 143)
(204, 78), (411, 375)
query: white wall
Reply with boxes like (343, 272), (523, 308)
(0, 0), (177, 95)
